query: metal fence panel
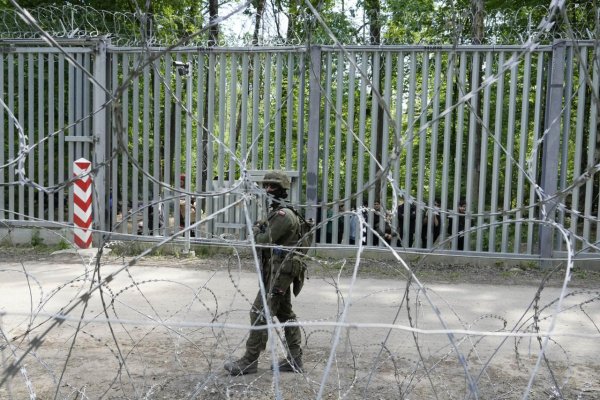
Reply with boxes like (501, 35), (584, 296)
(2, 41), (600, 259)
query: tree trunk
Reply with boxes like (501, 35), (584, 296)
(286, 0), (299, 43)
(364, 0), (384, 202)
(208, 0), (219, 46)
(253, 0), (266, 45)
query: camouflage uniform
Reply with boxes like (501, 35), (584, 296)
(245, 204), (304, 362)
(224, 170), (305, 375)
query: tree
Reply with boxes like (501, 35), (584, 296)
(252, 0), (265, 45)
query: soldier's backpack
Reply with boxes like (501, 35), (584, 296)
(288, 207), (315, 254)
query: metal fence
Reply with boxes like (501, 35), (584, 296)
(0, 39), (599, 259)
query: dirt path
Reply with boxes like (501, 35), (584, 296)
(1, 249), (599, 399)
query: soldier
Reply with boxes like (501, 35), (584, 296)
(224, 170), (305, 375)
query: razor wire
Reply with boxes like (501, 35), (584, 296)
(0, 0), (600, 399)
(0, 3), (597, 46)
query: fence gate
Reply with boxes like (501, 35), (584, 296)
(0, 41), (97, 241)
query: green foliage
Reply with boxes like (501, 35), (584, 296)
(30, 228), (43, 247)
(55, 239), (70, 250)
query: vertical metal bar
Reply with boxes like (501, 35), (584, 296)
(368, 51), (380, 244)
(476, 51), (493, 251)
(226, 53), (238, 238)
(58, 54), (65, 222)
(174, 53), (183, 231)
(228, 53), (238, 183)
(37, 53), (45, 219)
(285, 53), (294, 170)
(306, 46), (321, 222)
(392, 51), (404, 246)
(8, 53), (14, 220)
(380, 52), (392, 220)
(440, 52), (455, 246)
(240, 54), (249, 167)
(582, 53), (594, 244)
(501, 53), (518, 253)
(514, 52), (533, 253)
(184, 53), (193, 247)
(68, 52), (76, 225)
(76, 54), (84, 159)
(489, 52), (506, 253)
(92, 42), (107, 233)
(28, 53), (34, 220)
(357, 52), (368, 238)
(586, 46), (600, 244)
(163, 54), (172, 234)
(580, 43), (598, 247)
(451, 52), (466, 250)
(74, 54), (82, 158)
(570, 47), (588, 250)
(83, 54), (91, 158)
(556, 45), (573, 252)
(217, 52), (226, 187)
(239, 53), (249, 238)
(528, 52), (546, 254)
(142, 52), (150, 234)
(0, 53), (4, 220)
(539, 41), (566, 263)
(18, 53), (24, 220)
(414, 51), (429, 247)
(214, 52), (226, 236)
(47, 53), (55, 222)
(207, 52), (217, 185)
(332, 51), (345, 244)
(320, 52), (332, 245)
(343, 52), (356, 244)
(110, 53), (119, 231)
(206, 52), (216, 235)
(195, 53), (205, 235)
(402, 53), (417, 247)
(426, 51), (442, 248)
(251, 53), (260, 169)
(274, 53), (283, 168)
(131, 53), (140, 233)
(152, 58), (161, 234)
(262, 53), (272, 169)
(121, 53), (130, 233)
(0, 54), (4, 220)
(296, 54), (306, 197)
(464, 51), (480, 251)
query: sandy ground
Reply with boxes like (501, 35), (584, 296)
(0, 250), (599, 399)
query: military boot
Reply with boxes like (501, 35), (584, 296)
(271, 356), (303, 373)
(224, 357), (258, 375)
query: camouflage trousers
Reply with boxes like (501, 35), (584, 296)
(244, 279), (302, 362)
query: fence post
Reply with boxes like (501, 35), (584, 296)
(73, 158), (93, 248)
(539, 40), (566, 266)
(92, 38), (108, 242)
(306, 46), (321, 223)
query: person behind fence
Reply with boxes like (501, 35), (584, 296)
(371, 201), (393, 245)
(224, 170), (306, 376)
(447, 198), (468, 250)
(179, 174), (196, 231)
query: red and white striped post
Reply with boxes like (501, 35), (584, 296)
(73, 158), (93, 249)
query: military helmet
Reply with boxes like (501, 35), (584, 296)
(261, 170), (290, 190)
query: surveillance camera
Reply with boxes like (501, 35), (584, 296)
(173, 61), (190, 76)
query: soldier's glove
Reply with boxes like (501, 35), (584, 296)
(253, 221), (266, 236)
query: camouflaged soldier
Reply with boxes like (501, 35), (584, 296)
(224, 170), (305, 376)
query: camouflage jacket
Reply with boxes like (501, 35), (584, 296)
(254, 204), (306, 295)
(254, 204), (301, 250)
